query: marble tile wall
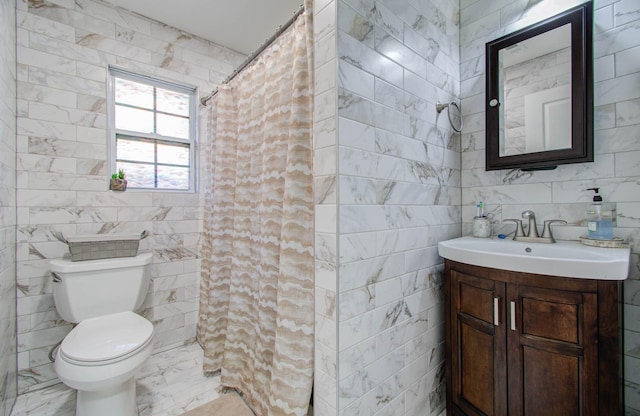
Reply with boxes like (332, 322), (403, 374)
(14, 0), (244, 394)
(335, 0), (460, 414)
(0, 0), (18, 414)
(459, 0), (640, 413)
(313, 0), (339, 414)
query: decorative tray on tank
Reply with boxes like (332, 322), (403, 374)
(56, 230), (149, 261)
(579, 235), (626, 248)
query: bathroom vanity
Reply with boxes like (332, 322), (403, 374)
(444, 260), (620, 415)
(439, 237), (630, 415)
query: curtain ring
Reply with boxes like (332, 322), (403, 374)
(436, 101), (463, 133)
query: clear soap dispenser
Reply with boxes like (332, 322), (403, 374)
(586, 188), (615, 240)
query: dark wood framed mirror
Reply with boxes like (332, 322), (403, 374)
(485, 2), (593, 171)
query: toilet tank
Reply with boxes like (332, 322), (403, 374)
(50, 252), (153, 323)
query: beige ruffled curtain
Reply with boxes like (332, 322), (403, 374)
(197, 5), (313, 416)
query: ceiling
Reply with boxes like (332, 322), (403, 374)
(103, 0), (304, 55)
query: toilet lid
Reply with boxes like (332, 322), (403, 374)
(60, 311), (153, 363)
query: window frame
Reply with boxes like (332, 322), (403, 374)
(107, 66), (199, 192)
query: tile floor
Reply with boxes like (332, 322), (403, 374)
(10, 342), (223, 416)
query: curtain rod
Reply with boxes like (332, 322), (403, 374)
(200, 4), (305, 106)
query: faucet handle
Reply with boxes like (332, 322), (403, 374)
(503, 219), (525, 239)
(542, 220), (567, 242)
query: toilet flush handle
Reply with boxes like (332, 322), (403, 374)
(52, 272), (62, 283)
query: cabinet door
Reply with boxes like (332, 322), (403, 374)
(449, 269), (507, 416)
(507, 284), (598, 416)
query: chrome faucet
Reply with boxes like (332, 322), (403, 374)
(503, 211), (567, 243)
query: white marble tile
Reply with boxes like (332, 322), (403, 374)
(596, 72), (640, 107)
(0, 1), (17, 413)
(460, 10), (500, 46)
(315, 0), (336, 41)
(595, 19), (640, 59)
(338, 0), (374, 48)
(596, 0), (617, 9)
(314, 117), (337, 150)
(339, 286), (375, 321)
(338, 31), (404, 88)
(339, 116), (375, 151)
(405, 364), (446, 415)
(375, 309), (429, 358)
(315, 88), (338, 122)
(338, 252), (405, 292)
(76, 62), (107, 83)
(339, 346), (405, 408)
(16, 47), (76, 75)
(375, 27), (426, 78)
(315, 204), (337, 234)
(616, 45), (640, 77)
(315, 259), (337, 293)
(314, 365), (337, 413)
(553, 178), (640, 204)
(316, 285), (337, 320)
(595, 4), (614, 32)
(595, 103), (616, 130)
(316, 60), (337, 96)
(616, 99), (640, 129)
(616, 151), (640, 177)
(618, 203), (640, 228)
(340, 231), (377, 262)
(338, 336), (376, 380)
(315, 175), (337, 204)
(340, 89), (408, 135)
(314, 31), (336, 71)
(614, 0), (640, 27)
(404, 246), (441, 272)
(16, 12), (73, 44)
(316, 312), (338, 352)
(10, 343), (221, 416)
(404, 70), (438, 102)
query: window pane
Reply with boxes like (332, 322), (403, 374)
(117, 137), (155, 163)
(157, 113), (189, 139)
(115, 105), (154, 133)
(110, 69), (195, 191)
(117, 162), (156, 188)
(157, 88), (189, 116)
(158, 142), (189, 166)
(157, 165), (189, 190)
(115, 78), (153, 109)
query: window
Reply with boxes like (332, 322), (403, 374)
(108, 67), (198, 191)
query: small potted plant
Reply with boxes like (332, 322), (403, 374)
(109, 169), (127, 191)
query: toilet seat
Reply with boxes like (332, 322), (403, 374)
(60, 311), (153, 366)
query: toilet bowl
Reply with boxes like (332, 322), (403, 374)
(54, 311), (154, 416)
(50, 252), (154, 416)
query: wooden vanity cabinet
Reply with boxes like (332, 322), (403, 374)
(444, 260), (621, 416)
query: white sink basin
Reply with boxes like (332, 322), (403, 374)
(438, 236), (630, 280)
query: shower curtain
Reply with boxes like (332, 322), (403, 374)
(197, 5), (314, 416)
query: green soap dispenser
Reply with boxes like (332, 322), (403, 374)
(586, 188), (615, 240)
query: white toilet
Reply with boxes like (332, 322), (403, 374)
(50, 252), (154, 416)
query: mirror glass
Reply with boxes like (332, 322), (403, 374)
(499, 24), (571, 156)
(485, 3), (593, 171)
